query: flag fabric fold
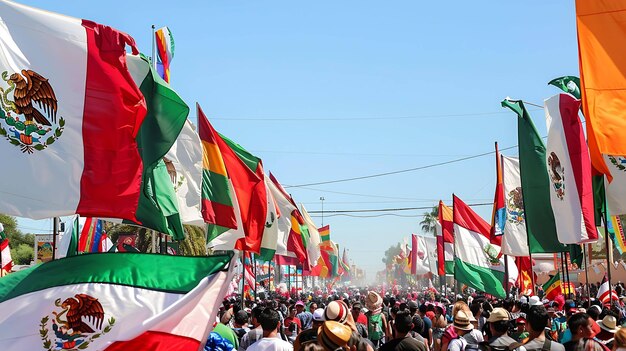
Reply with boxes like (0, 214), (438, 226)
(436, 201), (454, 275)
(155, 26), (174, 83)
(0, 1), (146, 221)
(0, 223), (12, 275)
(491, 143), (506, 241)
(501, 156), (530, 256)
(453, 195), (514, 298)
(502, 99), (566, 253)
(542, 273), (562, 301)
(544, 93), (597, 244)
(55, 215), (79, 259)
(300, 204), (321, 267)
(576, 1), (626, 178)
(0, 252), (235, 351)
(597, 275), (619, 306)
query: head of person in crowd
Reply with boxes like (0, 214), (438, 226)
(453, 310), (474, 336)
(296, 300), (306, 314)
(487, 307), (512, 338)
(568, 313), (595, 342)
(452, 300), (471, 320)
(317, 321), (352, 351)
(313, 308), (326, 329)
(395, 310), (416, 337)
(302, 342), (325, 351)
(613, 327), (626, 351)
(526, 305), (548, 336)
(233, 310), (249, 328)
(587, 305), (602, 320)
(351, 302), (363, 322)
(310, 302), (318, 313)
(597, 315), (621, 346)
(325, 300), (350, 324)
(259, 307), (281, 336)
(251, 306), (264, 328)
(515, 317), (526, 334)
(408, 300), (419, 316)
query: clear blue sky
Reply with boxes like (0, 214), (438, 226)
(16, 0), (578, 280)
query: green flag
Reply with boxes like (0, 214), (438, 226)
(123, 54), (189, 240)
(502, 99), (567, 253)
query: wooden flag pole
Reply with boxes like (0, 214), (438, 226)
(603, 209), (614, 308)
(584, 244), (591, 300)
(504, 254), (509, 296)
(241, 250), (246, 307)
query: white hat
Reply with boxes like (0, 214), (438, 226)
(520, 296), (529, 304)
(528, 296), (542, 306)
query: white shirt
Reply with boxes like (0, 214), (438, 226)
(246, 337), (293, 351)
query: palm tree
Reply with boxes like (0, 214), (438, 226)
(419, 206), (439, 235)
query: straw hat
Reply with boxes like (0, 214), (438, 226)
(318, 321), (352, 351)
(365, 291), (382, 313)
(598, 315), (621, 334)
(454, 310), (474, 331)
(324, 300), (349, 324)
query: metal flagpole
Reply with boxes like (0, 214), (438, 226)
(564, 251), (572, 298)
(584, 244), (591, 300)
(241, 251), (246, 307)
(529, 252), (535, 294)
(52, 217), (59, 260)
(604, 208), (614, 307)
(253, 253), (257, 299)
(504, 254), (509, 296)
(151, 25), (157, 69)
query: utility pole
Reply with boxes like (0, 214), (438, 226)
(320, 197), (325, 226)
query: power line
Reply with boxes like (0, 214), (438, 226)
(285, 145), (519, 188)
(208, 109), (542, 122)
(307, 202), (492, 214)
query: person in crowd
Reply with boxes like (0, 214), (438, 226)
(317, 321), (353, 351)
(521, 305), (564, 351)
(293, 309), (326, 351)
(366, 291), (388, 348)
(448, 310), (474, 351)
(511, 317), (529, 342)
(246, 308), (292, 351)
(563, 313), (607, 351)
(612, 328), (626, 351)
(232, 310), (251, 344)
(284, 306), (301, 343)
(296, 301), (314, 330)
(420, 303), (434, 348)
(379, 310), (427, 351)
(240, 307), (265, 351)
(484, 307), (521, 351)
(433, 304), (448, 351)
(596, 315), (621, 349)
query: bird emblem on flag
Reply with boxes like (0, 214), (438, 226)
(547, 152), (565, 200)
(506, 187), (524, 225)
(483, 243), (501, 266)
(39, 294), (115, 351)
(0, 70), (65, 154)
(608, 155), (626, 172)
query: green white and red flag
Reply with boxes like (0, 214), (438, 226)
(0, 252), (235, 350)
(0, 0), (146, 221)
(0, 223), (12, 275)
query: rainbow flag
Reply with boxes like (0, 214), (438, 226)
(542, 273), (562, 300)
(78, 218), (110, 253)
(491, 142), (505, 241)
(155, 26), (174, 83)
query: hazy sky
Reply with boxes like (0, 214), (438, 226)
(15, 0), (579, 280)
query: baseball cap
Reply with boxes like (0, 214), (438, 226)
(295, 300), (305, 307)
(313, 308), (325, 322)
(528, 296), (542, 306)
(408, 300), (419, 309)
(486, 308), (510, 323)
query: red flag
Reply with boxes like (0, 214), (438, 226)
(411, 234), (418, 275)
(515, 256), (534, 295)
(490, 143), (505, 245)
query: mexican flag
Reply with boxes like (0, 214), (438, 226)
(0, 252), (235, 350)
(502, 99), (567, 253)
(544, 93), (597, 244)
(436, 201), (455, 275)
(501, 156), (530, 256)
(0, 0), (146, 221)
(453, 195), (516, 298)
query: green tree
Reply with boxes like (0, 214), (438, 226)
(179, 225), (207, 256)
(11, 243), (33, 265)
(0, 213), (34, 250)
(419, 206), (439, 235)
(381, 242), (402, 266)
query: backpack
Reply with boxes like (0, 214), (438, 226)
(367, 312), (384, 341)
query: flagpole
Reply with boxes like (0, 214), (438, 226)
(52, 217), (59, 260)
(564, 251), (572, 298)
(151, 25), (157, 69)
(584, 244), (591, 300)
(253, 253), (257, 299)
(241, 250), (246, 307)
(504, 254), (509, 296)
(603, 208), (614, 307)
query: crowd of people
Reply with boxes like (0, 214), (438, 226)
(205, 286), (626, 351)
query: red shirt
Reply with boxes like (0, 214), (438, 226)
(284, 316), (301, 330)
(356, 312), (367, 325)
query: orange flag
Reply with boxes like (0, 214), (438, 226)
(577, 0), (626, 179)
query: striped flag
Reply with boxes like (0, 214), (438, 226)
(319, 225), (332, 249)
(436, 201), (454, 275)
(198, 104), (238, 240)
(154, 26), (174, 83)
(542, 273), (562, 300)
(501, 156), (530, 256)
(0, 223), (12, 275)
(78, 218), (110, 253)
(0, 252), (235, 351)
(609, 215), (626, 254)
(597, 274), (619, 306)
(491, 142), (505, 242)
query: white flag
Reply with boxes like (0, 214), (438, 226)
(165, 120), (204, 226)
(300, 204), (321, 267)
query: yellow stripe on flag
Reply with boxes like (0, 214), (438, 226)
(201, 140), (227, 176)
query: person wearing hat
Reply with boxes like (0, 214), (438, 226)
(379, 310), (427, 351)
(448, 311), (474, 351)
(519, 305), (564, 351)
(246, 308), (292, 351)
(596, 315), (621, 348)
(317, 321), (352, 351)
(485, 307), (521, 351)
(365, 291), (388, 348)
(510, 317), (529, 342)
(293, 309), (326, 351)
